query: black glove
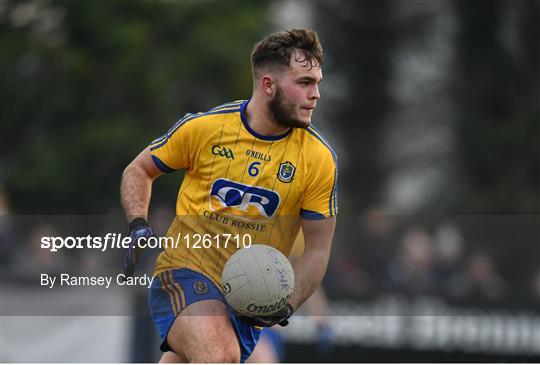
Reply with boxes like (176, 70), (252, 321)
(122, 217), (154, 280)
(239, 303), (294, 327)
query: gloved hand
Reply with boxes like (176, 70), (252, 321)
(122, 217), (154, 281)
(239, 303), (294, 327)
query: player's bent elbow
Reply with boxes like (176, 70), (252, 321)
(122, 162), (151, 183)
(121, 163), (137, 182)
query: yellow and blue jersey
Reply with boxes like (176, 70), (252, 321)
(149, 100), (337, 286)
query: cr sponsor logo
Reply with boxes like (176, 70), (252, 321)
(209, 178), (280, 221)
(211, 145), (234, 160)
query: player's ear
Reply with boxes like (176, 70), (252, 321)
(261, 75), (276, 97)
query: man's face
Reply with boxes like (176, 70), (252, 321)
(268, 52), (322, 128)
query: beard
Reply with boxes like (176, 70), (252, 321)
(268, 86), (309, 129)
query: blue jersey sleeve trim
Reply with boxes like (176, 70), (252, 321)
(211, 100), (244, 111)
(151, 155), (176, 173)
(300, 209), (326, 220)
(150, 107), (241, 151)
(240, 100), (292, 141)
(305, 127), (339, 216)
(305, 127), (337, 161)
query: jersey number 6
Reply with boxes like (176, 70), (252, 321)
(248, 162), (260, 177)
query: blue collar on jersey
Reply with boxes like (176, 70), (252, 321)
(240, 99), (293, 141)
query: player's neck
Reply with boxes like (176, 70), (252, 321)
(245, 96), (291, 137)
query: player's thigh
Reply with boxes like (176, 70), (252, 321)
(246, 335), (279, 363)
(167, 299), (240, 362)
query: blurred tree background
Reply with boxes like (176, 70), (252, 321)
(1, 0), (270, 213)
(452, 0), (539, 214)
(1, 0), (537, 216)
(313, 0), (539, 215)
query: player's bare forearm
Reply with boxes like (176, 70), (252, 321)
(289, 246), (328, 310)
(121, 166), (152, 221)
(120, 147), (163, 222)
(289, 216), (336, 310)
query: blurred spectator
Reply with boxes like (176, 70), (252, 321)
(331, 205), (396, 298)
(80, 250), (105, 274)
(432, 221), (466, 297)
(13, 224), (70, 278)
(0, 186), (16, 268)
(388, 227), (435, 294)
(358, 206), (397, 284)
(302, 286), (334, 354)
(451, 252), (507, 304)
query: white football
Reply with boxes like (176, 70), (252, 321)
(221, 244), (294, 317)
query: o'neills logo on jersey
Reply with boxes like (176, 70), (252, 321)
(246, 149), (271, 162)
(246, 293), (293, 314)
(209, 178), (280, 221)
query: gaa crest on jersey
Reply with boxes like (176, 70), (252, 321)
(210, 178), (281, 221)
(277, 161), (295, 183)
(211, 145), (234, 160)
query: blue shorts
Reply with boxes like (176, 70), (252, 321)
(148, 268), (262, 362)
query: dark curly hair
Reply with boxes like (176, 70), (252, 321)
(251, 29), (323, 79)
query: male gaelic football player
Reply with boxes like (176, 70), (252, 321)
(120, 29), (337, 363)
